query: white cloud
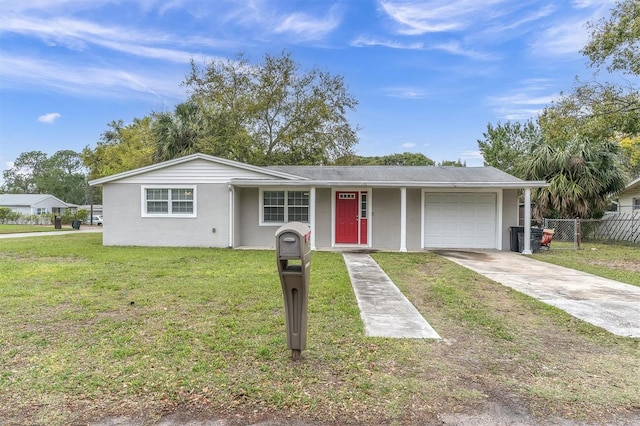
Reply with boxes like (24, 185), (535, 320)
(0, 55), (185, 100)
(486, 80), (560, 120)
(38, 112), (61, 123)
(379, 0), (504, 35)
(0, 15), (234, 62)
(382, 87), (429, 99)
(350, 36), (424, 50)
(275, 5), (343, 40)
(402, 142), (416, 148)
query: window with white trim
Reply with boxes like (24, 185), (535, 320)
(36, 208), (48, 215)
(634, 198), (640, 211)
(261, 190), (309, 224)
(142, 186), (196, 217)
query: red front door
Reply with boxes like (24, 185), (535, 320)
(336, 192), (359, 243)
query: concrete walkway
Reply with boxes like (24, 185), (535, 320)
(342, 253), (441, 339)
(436, 250), (640, 338)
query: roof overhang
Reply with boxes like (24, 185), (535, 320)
(229, 179), (548, 189)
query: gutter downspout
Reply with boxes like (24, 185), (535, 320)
(522, 187), (532, 255)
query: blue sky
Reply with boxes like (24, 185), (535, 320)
(0, 0), (617, 173)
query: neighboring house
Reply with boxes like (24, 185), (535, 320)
(88, 153), (547, 252)
(0, 194), (75, 216)
(615, 177), (640, 214)
(78, 204), (103, 216)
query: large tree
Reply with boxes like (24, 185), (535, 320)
(1, 150), (87, 204)
(82, 117), (155, 180)
(477, 120), (541, 177)
(582, 0), (640, 76)
(184, 51), (359, 165)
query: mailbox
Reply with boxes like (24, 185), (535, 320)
(275, 222), (311, 361)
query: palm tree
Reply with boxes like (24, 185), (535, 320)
(522, 137), (627, 219)
(152, 102), (207, 162)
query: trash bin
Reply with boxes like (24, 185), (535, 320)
(71, 219), (81, 230)
(54, 216), (62, 230)
(531, 228), (543, 253)
(509, 226), (524, 252)
(517, 227), (543, 253)
(275, 222), (311, 361)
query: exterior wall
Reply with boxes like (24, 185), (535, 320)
(502, 189), (518, 251)
(102, 182), (230, 247)
(33, 198), (68, 214)
(314, 188), (332, 248)
(618, 186), (640, 214)
(371, 188), (401, 250)
(237, 187), (279, 248)
(406, 188), (422, 250)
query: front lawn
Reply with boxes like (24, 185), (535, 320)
(532, 241), (640, 286)
(1, 234), (638, 425)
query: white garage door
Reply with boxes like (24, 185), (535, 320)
(424, 193), (497, 249)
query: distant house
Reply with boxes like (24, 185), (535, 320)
(89, 153), (547, 252)
(615, 177), (640, 214)
(0, 194), (75, 216)
(78, 204), (103, 216)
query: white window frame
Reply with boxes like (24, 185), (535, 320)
(141, 185), (197, 218)
(633, 198), (640, 211)
(259, 188), (310, 226)
(35, 208), (48, 215)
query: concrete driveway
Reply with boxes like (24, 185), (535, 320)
(435, 250), (640, 338)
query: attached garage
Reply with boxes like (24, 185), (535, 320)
(423, 192), (497, 249)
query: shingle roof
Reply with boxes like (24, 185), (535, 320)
(0, 194), (55, 206)
(267, 165), (523, 183)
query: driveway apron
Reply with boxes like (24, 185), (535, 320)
(436, 250), (640, 338)
(342, 253), (440, 339)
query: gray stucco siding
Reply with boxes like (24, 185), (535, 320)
(501, 189), (518, 250)
(102, 183), (229, 247)
(313, 188), (332, 248)
(371, 188), (402, 250)
(236, 188), (278, 248)
(406, 188), (422, 250)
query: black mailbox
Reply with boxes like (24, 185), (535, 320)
(275, 222), (311, 361)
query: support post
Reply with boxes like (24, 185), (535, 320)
(400, 187), (407, 252)
(522, 187), (532, 254)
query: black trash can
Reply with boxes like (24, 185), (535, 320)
(71, 219), (81, 230)
(54, 216), (62, 230)
(509, 226), (524, 252)
(531, 228), (543, 253)
(517, 228), (543, 253)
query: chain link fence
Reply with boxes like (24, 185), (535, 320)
(543, 212), (640, 249)
(543, 219), (578, 249)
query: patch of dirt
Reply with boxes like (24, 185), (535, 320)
(590, 259), (640, 273)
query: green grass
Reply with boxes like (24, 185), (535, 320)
(1, 234), (639, 425)
(0, 224), (73, 234)
(533, 241), (640, 286)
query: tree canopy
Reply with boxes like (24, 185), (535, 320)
(477, 0), (639, 218)
(582, 0), (640, 76)
(477, 120), (540, 177)
(338, 152), (435, 166)
(1, 150), (88, 204)
(81, 118), (156, 181)
(183, 51), (359, 166)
